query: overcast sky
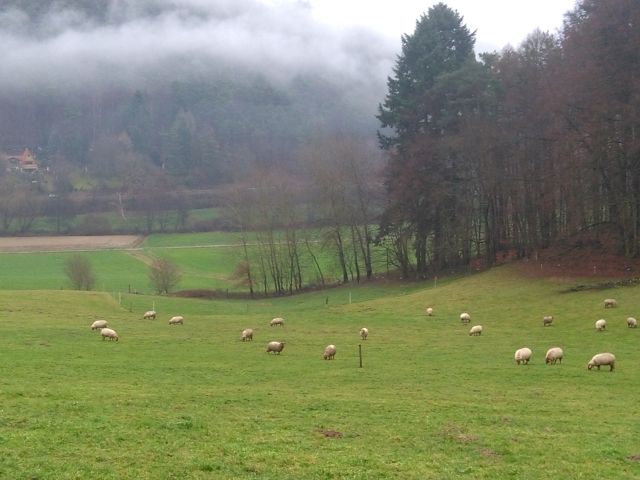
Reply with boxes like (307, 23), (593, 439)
(304, 0), (578, 52)
(0, 0), (579, 94)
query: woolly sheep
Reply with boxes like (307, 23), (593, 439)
(543, 315), (553, 327)
(469, 325), (483, 336)
(460, 312), (471, 324)
(587, 352), (615, 371)
(323, 344), (337, 360)
(168, 316), (184, 325)
(143, 310), (157, 320)
(627, 317), (637, 328)
(545, 347), (564, 365)
(426, 307), (434, 316)
(360, 327), (369, 340)
(91, 320), (108, 331)
(266, 341), (285, 354)
(514, 347), (532, 365)
(100, 328), (119, 342)
(604, 298), (617, 308)
(595, 319), (607, 331)
(270, 317), (284, 327)
(241, 328), (253, 342)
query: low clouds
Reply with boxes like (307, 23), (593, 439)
(0, 0), (395, 99)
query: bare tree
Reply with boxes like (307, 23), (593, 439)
(226, 182), (257, 296)
(148, 257), (182, 294)
(65, 255), (96, 290)
(301, 134), (382, 283)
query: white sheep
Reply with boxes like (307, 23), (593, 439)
(587, 352), (615, 371)
(91, 320), (108, 331)
(460, 312), (471, 324)
(626, 317), (637, 328)
(604, 298), (617, 308)
(168, 316), (184, 325)
(514, 347), (532, 365)
(100, 328), (119, 342)
(143, 310), (157, 320)
(323, 344), (337, 360)
(595, 319), (607, 331)
(360, 327), (369, 340)
(426, 307), (434, 316)
(270, 317), (284, 327)
(543, 315), (553, 327)
(545, 347), (564, 365)
(241, 328), (253, 342)
(266, 341), (285, 354)
(469, 325), (483, 336)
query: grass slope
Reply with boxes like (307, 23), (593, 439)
(0, 266), (639, 479)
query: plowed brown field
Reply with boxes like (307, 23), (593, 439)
(0, 235), (143, 253)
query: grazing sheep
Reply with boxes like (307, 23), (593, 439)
(543, 315), (553, 327)
(627, 317), (637, 328)
(460, 312), (471, 324)
(241, 328), (253, 342)
(266, 341), (285, 354)
(168, 316), (184, 325)
(604, 298), (617, 308)
(545, 347), (564, 365)
(323, 344), (337, 360)
(91, 320), (108, 331)
(469, 325), (483, 336)
(595, 319), (607, 331)
(100, 328), (119, 342)
(587, 352), (616, 371)
(270, 317), (284, 327)
(514, 347), (532, 365)
(360, 327), (369, 340)
(143, 310), (157, 320)
(426, 307), (434, 316)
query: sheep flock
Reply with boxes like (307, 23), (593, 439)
(86, 294), (634, 374)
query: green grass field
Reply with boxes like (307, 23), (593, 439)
(0, 231), (391, 294)
(12, 207), (223, 236)
(0, 249), (639, 478)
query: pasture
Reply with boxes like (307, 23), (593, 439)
(0, 231), (392, 294)
(0, 242), (639, 478)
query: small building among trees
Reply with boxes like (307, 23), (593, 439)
(3, 148), (39, 173)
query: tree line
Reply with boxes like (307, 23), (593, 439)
(225, 136), (383, 296)
(377, 0), (640, 278)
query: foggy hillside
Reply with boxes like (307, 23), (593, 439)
(0, 0), (395, 185)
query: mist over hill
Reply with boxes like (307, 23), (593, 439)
(0, 0), (395, 184)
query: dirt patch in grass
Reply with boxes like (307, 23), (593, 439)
(480, 448), (500, 458)
(316, 428), (343, 439)
(0, 235), (144, 253)
(628, 454), (640, 462)
(439, 423), (478, 444)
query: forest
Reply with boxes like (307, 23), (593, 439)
(378, 0), (640, 276)
(1, 0), (639, 291)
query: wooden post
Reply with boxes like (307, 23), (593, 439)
(358, 344), (363, 368)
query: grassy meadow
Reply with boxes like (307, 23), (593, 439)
(0, 231), (392, 294)
(0, 234), (639, 479)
